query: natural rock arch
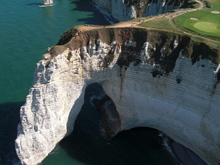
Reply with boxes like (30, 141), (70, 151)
(16, 28), (220, 165)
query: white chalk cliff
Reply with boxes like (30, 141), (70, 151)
(92, 0), (181, 22)
(15, 28), (220, 165)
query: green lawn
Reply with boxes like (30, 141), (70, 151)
(139, 17), (175, 32)
(174, 1), (220, 40)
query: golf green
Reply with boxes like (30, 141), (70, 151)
(194, 22), (219, 32)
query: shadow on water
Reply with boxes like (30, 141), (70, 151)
(70, 0), (112, 25)
(26, 3), (42, 6)
(59, 83), (178, 165)
(0, 102), (23, 165)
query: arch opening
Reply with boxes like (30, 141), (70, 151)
(41, 83), (206, 165)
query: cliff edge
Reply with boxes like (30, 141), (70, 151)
(92, 0), (194, 22)
(15, 27), (220, 165)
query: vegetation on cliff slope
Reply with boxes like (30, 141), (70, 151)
(51, 0), (220, 61)
(122, 0), (198, 18)
(52, 27), (219, 69)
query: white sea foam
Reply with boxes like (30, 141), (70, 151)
(158, 132), (183, 165)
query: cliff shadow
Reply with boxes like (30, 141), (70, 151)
(0, 102), (23, 165)
(70, 0), (112, 25)
(56, 83), (178, 165)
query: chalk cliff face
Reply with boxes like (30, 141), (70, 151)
(92, 0), (182, 22)
(15, 28), (220, 165)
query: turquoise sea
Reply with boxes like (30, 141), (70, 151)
(0, 0), (180, 164)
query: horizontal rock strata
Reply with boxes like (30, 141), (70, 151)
(16, 28), (220, 165)
(91, 0), (192, 22)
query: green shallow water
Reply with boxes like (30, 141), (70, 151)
(0, 0), (109, 104)
(0, 0), (180, 165)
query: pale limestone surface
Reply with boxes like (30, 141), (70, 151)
(15, 37), (220, 165)
(92, 0), (180, 22)
(144, 0), (179, 16)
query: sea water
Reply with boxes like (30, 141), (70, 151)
(0, 0), (179, 164)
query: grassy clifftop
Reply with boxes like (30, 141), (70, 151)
(50, 0), (220, 64)
(124, 0), (197, 6)
(121, 0), (198, 17)
(174, 0), (220, 40)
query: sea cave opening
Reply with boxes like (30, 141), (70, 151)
(41, 83), (206, 165)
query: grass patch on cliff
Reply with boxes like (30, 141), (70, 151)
(136, 16), (220, 49)
(139, 17), (171, 29)
(138, 17), (182, 33)
(174, 1), (220, 40)
(190, 35), (220, 49)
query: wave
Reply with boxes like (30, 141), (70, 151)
(158, 132), (184, 165)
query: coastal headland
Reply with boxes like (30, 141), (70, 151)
(15, 0), (220, 165)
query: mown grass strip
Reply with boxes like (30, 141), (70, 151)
(139, 17), (174, 32)
(174, 1), (220, 40)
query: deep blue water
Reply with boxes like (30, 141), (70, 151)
(0, 0), (180, 164)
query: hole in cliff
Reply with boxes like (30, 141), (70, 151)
(151, 70), (163, 77)
(217, 71), (220, 81)
(92, 94), (121, 139)
(42, 83), (206, 165)
(176, 79), (181, 84)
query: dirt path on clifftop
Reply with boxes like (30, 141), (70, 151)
(77, 15), (167, 33)
(77, 0), (219, 44)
